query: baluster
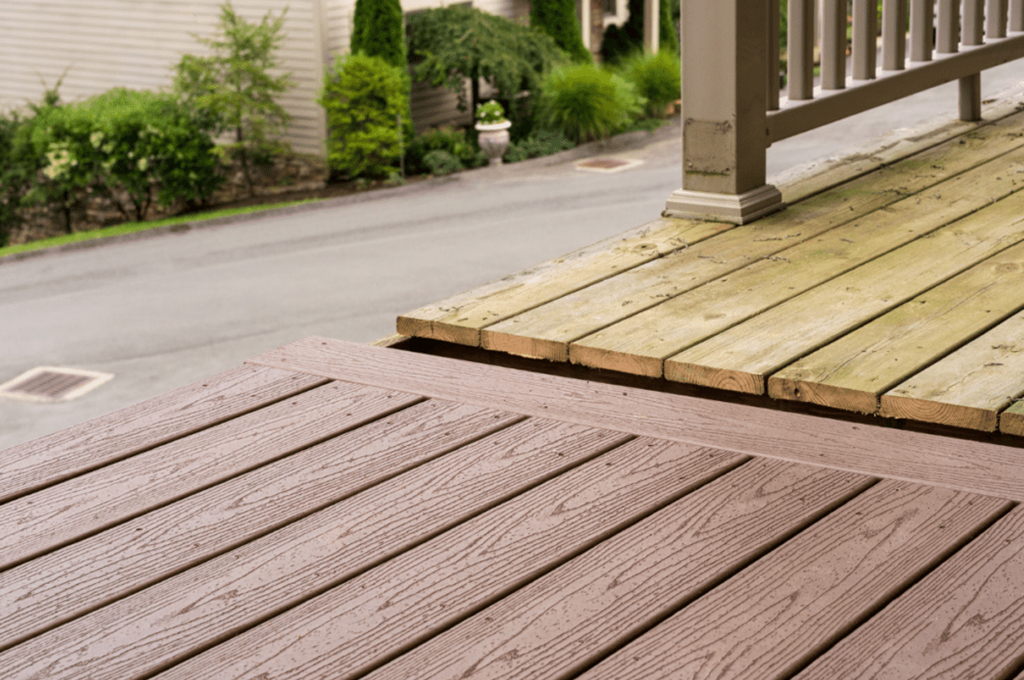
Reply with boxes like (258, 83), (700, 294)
(1012, 0), (1024, 31)
(822, 0), (847, 88)
(988, 0), (1009, 37)
(936, 0), (960, 52)
(910, 0), (934, 60)
(883, 0), (908, 69)
(853, 0), (879, 79)
(964, 0), (984, 44)
(768, 0), (781, 110)
(788, 0), (816, 99)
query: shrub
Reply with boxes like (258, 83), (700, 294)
(621, 50), (680, 117)
(475, 100), (507, 125)
(407, 6), (566, 124)
(320, 53), (411, 180)
(173, 2), (294, 193)
(536, 64), (645, 143)
(24, 89), (223, 224)
(530, 0), (592, 63)
(421, 150), (463, 176)
(405, 126), (484, 176)
(350, 0), (407, 69)
(503, 129), (575, 163)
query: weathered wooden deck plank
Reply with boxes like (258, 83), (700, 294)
(663, 189), (1024, 393)
(363, 460), (873, 680)
(248, 339), (1024, 500)
(769, 242), (1024, 414)
(1004, 401), (1024, 437)
(396, 216), (731, 346)
(877, 309), (1024, 431)
(562, 146), (1024, 375)
(1, 420), (634, 680)
(150, 438), (749, 680)
(0, 381), (420, 570)
(577, 480), (1010, 680)
(794, 505), (1024, 680)
(0, 400), (520, 652)
(0, 364), (325, 504)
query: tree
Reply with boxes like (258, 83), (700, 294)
(407, 6), (566, 124)
(530, 0), (592, 63)
(600, 0), (679, 64)
(173, 2), (294, 194)
(350, 0), (407, 70)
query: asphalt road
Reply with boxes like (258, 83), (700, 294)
(3, 62), (1023, 450)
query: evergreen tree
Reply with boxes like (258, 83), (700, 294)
(350, 0), (407, 70)
(530, 0), (592, 63)
(601, 0), (678, 64)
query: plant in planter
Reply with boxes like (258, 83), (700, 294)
(475, 100), (512, 166)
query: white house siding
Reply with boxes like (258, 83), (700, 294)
(0, 0), (327, 155)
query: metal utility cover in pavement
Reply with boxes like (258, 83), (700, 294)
(0, 367), (114, 403)
(575, 158), (643, 173)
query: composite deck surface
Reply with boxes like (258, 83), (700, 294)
(400, 100), (1024, 437)
(3, 338), (1024, 679)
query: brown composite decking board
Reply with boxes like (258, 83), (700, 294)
(2, 419), (635, 679)
(794, 505), (1024, 680)
(364, 459), (874, 680)
(577, 481), (1011, 680)
(484, 121), (1024, 364)
(249, 338), (1024, 501)
(0, 364), (326, 503)
(879, 309), (1024, 431)
(153, 438), (751, 680)
(0, 399), (521, 652)
(0, 380), (422, 570)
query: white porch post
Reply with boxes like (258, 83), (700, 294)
(643, 0), (659, 54)
(664, 0), (784, 224)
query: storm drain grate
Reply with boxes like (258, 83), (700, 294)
(575, 158), (643, 173)
(0, 367), (114, 403)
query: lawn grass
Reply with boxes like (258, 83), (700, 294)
(0, 199), (320, 259)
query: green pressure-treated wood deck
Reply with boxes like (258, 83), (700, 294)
(5, 338), (1024, 679)
(400, 99), (1024, 435)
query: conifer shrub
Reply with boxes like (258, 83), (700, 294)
(350, 0), (407, 70)
(530, 0), (592, 63)
(536, 64), (645, 143)
(320, 53), (411, 180)
(503, 129), (575, 163)
(600, 0), (678, 64)
(405, 126), (485, 176)
(621, 50), (680, 117)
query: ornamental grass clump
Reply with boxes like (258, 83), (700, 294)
(536, 64), (645, 143)
(621, 50), (680, 118)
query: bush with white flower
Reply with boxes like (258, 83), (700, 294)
(475, 100), (508, 126)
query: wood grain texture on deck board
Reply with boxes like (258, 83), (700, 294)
(396, 216), (730, 346)
(365, 461), (873, 680)
(1003, 400), (1024, 437)
(0, 364), (325, 504)
(0, 381), (420, 571)
(566, 147), (1024, 375)
(770, 242), (1024, 414)
(2, 419), (631, 680)
(578, 480), (1010, 680)
(794, 505), (1024, 680)
(664, 188), (1024, 393)
(0, 401), (520, 652)
(248, 339), (1024, 501)
(879, 309), (1024, 431)
(152, 438), (745, 680)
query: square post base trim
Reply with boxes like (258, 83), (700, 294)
(664, 184), (785, 224)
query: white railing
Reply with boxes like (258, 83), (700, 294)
(666, 0), (1024, 224)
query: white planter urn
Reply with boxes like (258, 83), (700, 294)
(475, 120), (512, 166)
